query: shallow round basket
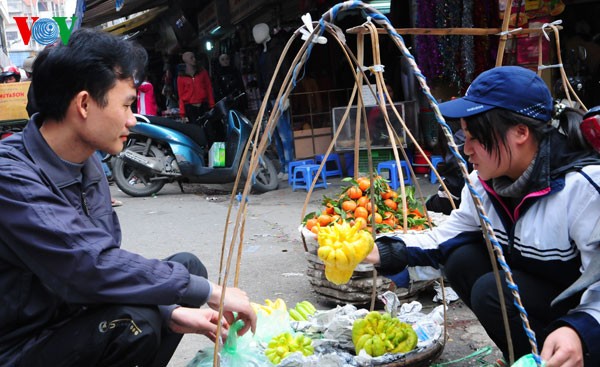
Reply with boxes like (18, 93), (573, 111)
(377, 339), (445, 367)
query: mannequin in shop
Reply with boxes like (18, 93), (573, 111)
(213, 53), (247, 113)
(177, 51), (220, 141)
(253, 22), (295, 179)
(177, 51), (215, 121)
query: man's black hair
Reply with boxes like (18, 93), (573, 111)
(32, 28), (147, 121)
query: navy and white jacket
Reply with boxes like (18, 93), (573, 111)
(377, 131), (600, 365)
(0, 115), (212, 365)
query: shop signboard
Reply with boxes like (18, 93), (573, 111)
(0, 82), (30, 121)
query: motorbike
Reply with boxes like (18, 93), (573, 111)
(553, 46), (591, 108)
(0, 119), (27, 140)
(112, 95), (279, 197)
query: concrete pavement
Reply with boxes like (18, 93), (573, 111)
(111, 174), (504, 366)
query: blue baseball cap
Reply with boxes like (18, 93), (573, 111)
(438, 66), (553, 122)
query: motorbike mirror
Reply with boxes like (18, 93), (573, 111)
(581, 106), (600, 153)
(578, 46), (587, 61)
(215, 98), (229, 117)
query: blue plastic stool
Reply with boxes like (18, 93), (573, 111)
(288, 159), (315, 185)
(430, 155), (445, 184)
(292, 164), (328, 191)
(377, 160), (412, 189)
(315, 153), (343, 178)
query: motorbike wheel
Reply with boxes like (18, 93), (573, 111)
(113, 144), (167, 197)
(243, 155), (279, 193)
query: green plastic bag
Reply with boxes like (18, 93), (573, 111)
(511, 354), (546, 367)
(186, 319), (271, 367)
(252, 309), (293, 345)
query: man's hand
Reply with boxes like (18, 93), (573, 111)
(169, 307), (229, 342)
(540, 326), (584, 367)
(207, 283), (257, 337)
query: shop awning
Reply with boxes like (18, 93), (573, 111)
(82, 0), (168, 27)
(102, 5), (168, 35)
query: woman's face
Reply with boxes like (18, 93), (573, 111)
(461, 119), (514, 181)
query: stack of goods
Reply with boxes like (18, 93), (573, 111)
(188, 297), (439, 366)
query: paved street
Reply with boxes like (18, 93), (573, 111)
(111, 174), (504, 366)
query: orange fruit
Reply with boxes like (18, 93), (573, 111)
(357, 196), (369, 208)
(388, 191), (398, 199)
(354, 206), (369, 220)
(311, 225), (320, 234)
(357, 177), (371, 192)
(384, 199), (398, 211)
(366, 202), (377, 213)
(318, 214), (332, 226)
(354, 217), (367, 229)
(341, 200), (357, 212)
(347, 186), (363, 200)
(382, 218), (396, 227)
(381, 190), (392, 200)
(368, 212), (383, 224)
(410, 208), (423, 217)
(306, 217), (318, 230)
(331, 214), (343, 224)
(325, 203), (335, 215)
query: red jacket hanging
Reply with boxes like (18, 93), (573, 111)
(177, 69), (215, 117)
(137, 81), (158, 116)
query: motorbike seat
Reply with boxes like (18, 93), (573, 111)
(141, 115), (208, 148)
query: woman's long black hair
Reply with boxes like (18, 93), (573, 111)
(463, 107), (593, 164)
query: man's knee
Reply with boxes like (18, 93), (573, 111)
(166, 252), (208, 278)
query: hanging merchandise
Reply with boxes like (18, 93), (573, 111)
(434, 0), (462, 85)
(497, 0), (564, 67)
(416, 0), (499, 89)
(473, 0), (500, 74)
(415, 0), (442, 80)
(516, 17), (552, 65)
(498, 0), (565, 24)
(460, 0), (475, 89)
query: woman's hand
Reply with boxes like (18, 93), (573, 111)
(207, 284), (257, 337)
(169, 307), (229, 342)
(364, 242), (381, 265)
(540, 326), (584, 367)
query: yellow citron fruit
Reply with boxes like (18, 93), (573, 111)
(317, 221), (374, 285)
(251, 298), (287, 315)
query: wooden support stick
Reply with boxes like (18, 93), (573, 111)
(496, 1), (515, 66)
(346, 26), (561, 36)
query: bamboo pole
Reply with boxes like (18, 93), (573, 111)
(346, 26), (561, 36)
(496, 0), (515, 66)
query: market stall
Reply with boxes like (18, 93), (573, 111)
(202, 1), (589, 366)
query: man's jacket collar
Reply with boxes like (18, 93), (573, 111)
(22, 114), (104, 188)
